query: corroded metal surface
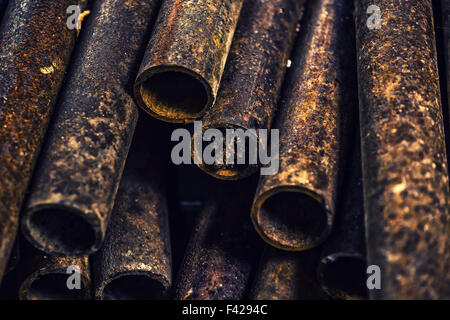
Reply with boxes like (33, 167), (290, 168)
(93, 118), (172, 300)
(251, 0), (357, 251)
(175, 180), (263, 300)
(318, 130), (367, 300)
(19, 245), (90, 300)
(134, 0), (244, 123)
(250, 246), (327, 300)
(197, 0), (305, 180)
(355, 0), (450, 299)
(21, 0), (161, 257)
(0, 0), (87, 281)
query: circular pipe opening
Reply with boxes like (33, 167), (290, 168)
(319, 254), (367, 299)
(200, 149), (257, 180)
(26, 274), (87, 300)
(255, 190), (329, 250)
(101, 275), (166, 300)
(194, 126), (260, 180)
(25, 208), (96, 255)
(139, 70), (209, 121)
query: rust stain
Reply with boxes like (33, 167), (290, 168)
(19, 245), (90, 300)
(134, 0), (244, 123)
(355, 0), (450, 299)
(175, 180), (263, 300)
(0, 0), (87, 281)
(251, 0), (357, 251)
(250, 247), (328, 300)
(198, 0), (305, 180)
(93, 118), (172, 300)
(21, 0), (161, 257)
(318, 130), (367, 300)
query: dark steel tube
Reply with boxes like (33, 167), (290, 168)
(175, 180), (263, 300)
(251, 0), (357, 251)
(93, 118), (172, 300)
(0, 0), (87, 281)
(19, 245), (90, 300)
(134, 0), (244, 123)
(197, 0), (305, 180)
(355, 0), (450, 299)
(250, 246), (327, 300)
(21, 0), (161, 257)
(317, 130), (367, 300)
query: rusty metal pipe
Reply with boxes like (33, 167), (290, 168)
(0, 0), (87, 281)
(134, 0), (244, 123)
(93, 118), (172, 300)
(19, 245), (90, 300)
(250, 246), (327, 300)
(21, 0), (161, 257)
(251, 0), (357, 251)
(355, 0), (450, 299)
(175, 180), (263, 300)
(197, 0), (305, 180)
(317, 130), (367, 300)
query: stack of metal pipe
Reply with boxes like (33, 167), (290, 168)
(0, 0), (449, 300)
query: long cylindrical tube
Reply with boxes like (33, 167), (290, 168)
(250, 246), (327, 300)
(355, 0), (450, 299)
(134, 0), (244, 123)
(175, 180), (263, 300)
(19, 245), (90, 300)
(93, 118), (172, 300)
(197, 0), (305, 180)
(317, 129), (367, 300)
(21, 0), (161, 257)
(0, 0), (87, 281)
(251, 0), (357, 251)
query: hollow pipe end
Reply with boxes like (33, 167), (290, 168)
(317, 252), (368, 300)
(19, 268), (91, 300)
(195, 163), (259, 181)
(134, 65), (214, 123)
(251, 186), (333, 251)
(21, 204), (103, 257)
(95, 271), (170, 300)
(191, 123), (261, 180)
